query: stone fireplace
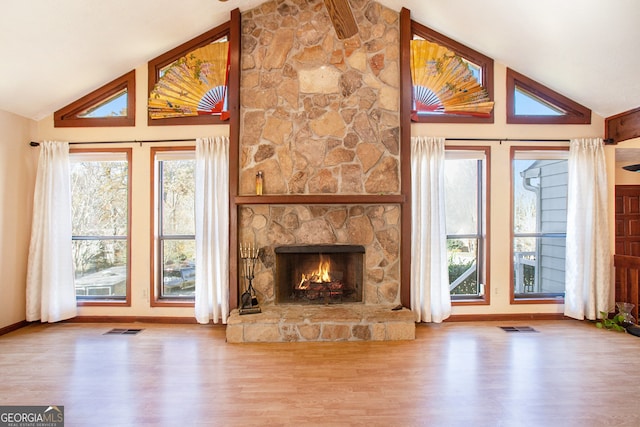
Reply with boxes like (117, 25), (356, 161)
(225, 0), (415, 342)
(275, 244), (365, 304)
(226, 203), (415, 342)
(237, 204), (401, 306)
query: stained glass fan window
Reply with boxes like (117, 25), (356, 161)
(410, 39), (494, 120)
(148, 41), (230, 120)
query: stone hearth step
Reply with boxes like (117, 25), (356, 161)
(226, 304), (415, 343)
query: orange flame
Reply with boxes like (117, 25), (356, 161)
(316, 256), (331, 282)
(298, 255), (332, 288)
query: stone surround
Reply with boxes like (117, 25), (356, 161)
(239, 204), (401, 306)
(232, 0), (410, 342)
(226, 304), (415, 343)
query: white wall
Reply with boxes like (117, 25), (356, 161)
(0, 109), (37, 329)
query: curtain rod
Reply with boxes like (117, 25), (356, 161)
(445, 137), (615, 144)
(29, 137), (615, 147)
(29, 138), (197, 147)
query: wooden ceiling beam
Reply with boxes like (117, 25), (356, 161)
(323, 0), (358, 40)
(606, 107), (640, 144)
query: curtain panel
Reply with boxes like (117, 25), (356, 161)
(410, 136), (451, 323)
(194, 136), (230, 324)
(26, 141), (77, 322)
(564, 137), (612, 320)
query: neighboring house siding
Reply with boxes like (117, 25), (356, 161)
(537, 159), (567, 293)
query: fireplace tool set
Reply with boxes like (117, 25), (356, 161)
(239, 243), (261, 315)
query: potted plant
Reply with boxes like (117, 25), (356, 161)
(596, 302), (637, 333)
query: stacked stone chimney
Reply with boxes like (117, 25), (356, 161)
(237, 0), (401, 307)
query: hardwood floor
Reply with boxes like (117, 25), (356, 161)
(1, 320), (640, 426)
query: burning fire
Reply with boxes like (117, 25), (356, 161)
(298, 255), (332, 289)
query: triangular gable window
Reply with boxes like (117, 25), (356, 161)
(54, 70), (135, 127)
(410, 21), (495, 124)
(77, 90), (128, 118)
(514, 86), (564, 116)
(507, 68), (591, 124)
(147, 22), (231, 126)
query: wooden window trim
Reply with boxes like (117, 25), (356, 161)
(71, 147), (133, 307)
(147, 21), (230, 127)
(410, 20), (494, 124)
(509, 146), (569, 305)
(506, 68), (591, 125)
(54, 71), (135, 128)
(150, 146), (196, 307)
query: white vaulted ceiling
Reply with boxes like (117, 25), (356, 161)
(0, 0), (638, 121)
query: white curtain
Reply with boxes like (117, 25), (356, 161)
(410, 136), (451, 323)
(26, 141), (77, 322)
(564, 137), (612, 320)
(194, 136), (230, 324)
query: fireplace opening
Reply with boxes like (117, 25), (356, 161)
(275, 245), (365, 304)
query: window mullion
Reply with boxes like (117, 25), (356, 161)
(160, 234), (196, 240)
(72, 235), (127, 240)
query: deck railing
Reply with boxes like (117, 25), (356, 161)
(513, 251), (536, 293)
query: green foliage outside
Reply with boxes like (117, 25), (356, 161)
(448, 239), (478, 295)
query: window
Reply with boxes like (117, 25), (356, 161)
(445, 148), (489, 301)
(410, 20), (494, 123)
(70, 149), (131, 304)
(54, 70), (135, 127)
(512, 148), (569, 301)
(147, 20), (232, 126)
(77, 90), (128, 118)
(506, 68), (591, 124)
(151, 148), (196, 304)
(514, 86), (564, 116)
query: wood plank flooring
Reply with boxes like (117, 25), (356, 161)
(1, 320), (640, 426)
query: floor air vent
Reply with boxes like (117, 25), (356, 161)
(499, 326), (538, 333)
(104, 328), (143, 335)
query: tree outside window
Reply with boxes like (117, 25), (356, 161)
(70, 150), (130, 302)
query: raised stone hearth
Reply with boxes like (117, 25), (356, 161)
(226, 304), (415, 343)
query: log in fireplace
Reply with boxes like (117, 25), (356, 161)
(274, 245), (364, 304)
